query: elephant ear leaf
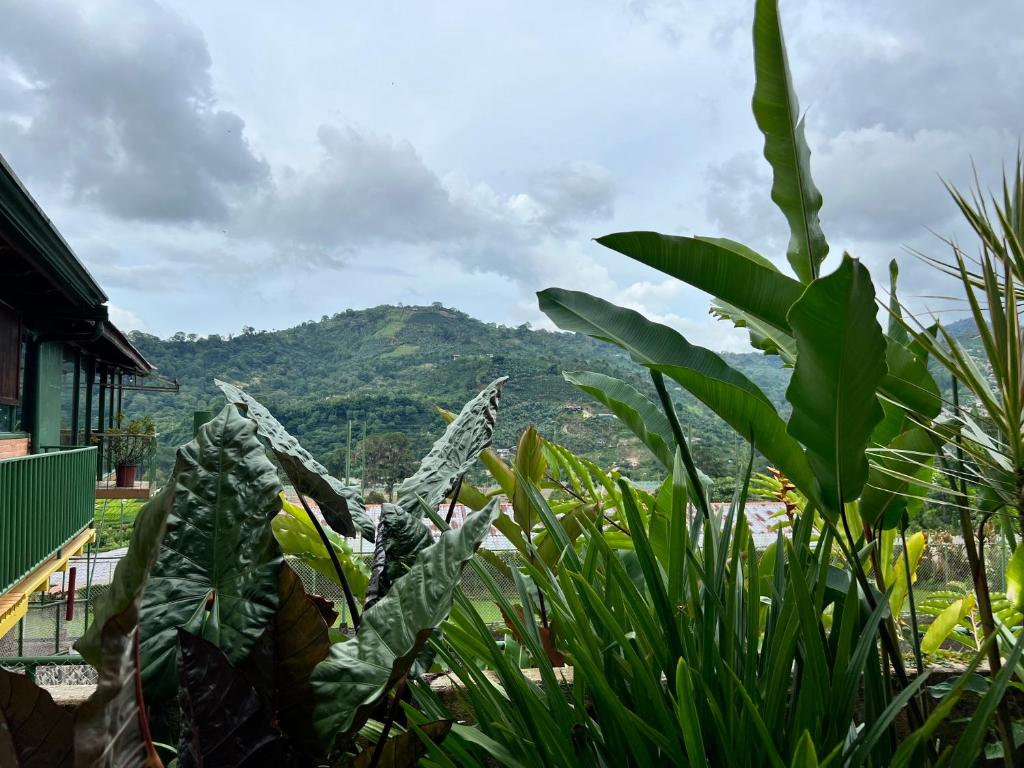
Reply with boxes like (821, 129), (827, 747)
(752, 0), (828, 283)
(311, 501), (502, 746)
(351, 720), (453, 768)
(395, 377), (507, 513)
(177, 630), (290, 768)
(75, 604), (164, 768)
(215, 378), (374, 540)
(786, 255), (887, 513)
(138, 403), (284, 705)
(0, 669), (75, 767)
(364, 502), (434, 609)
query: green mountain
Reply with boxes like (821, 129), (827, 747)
(123, 303), (790, 488)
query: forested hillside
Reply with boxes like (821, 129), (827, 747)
(125, 303), (826, 490)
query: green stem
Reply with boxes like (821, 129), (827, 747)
(297, 493), (361, 629)
(650, 371), (710, 520)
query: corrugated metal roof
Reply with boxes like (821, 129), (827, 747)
(290, 499), (790, 553)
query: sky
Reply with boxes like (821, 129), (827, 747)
(1, 0), (1022, 350)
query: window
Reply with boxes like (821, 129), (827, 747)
(0, 302), (21, 407)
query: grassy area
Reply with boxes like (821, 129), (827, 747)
(92, 499), (145, 551)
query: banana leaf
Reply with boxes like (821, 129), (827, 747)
(537, 287), (817, 502)
(785, 256), (887, 512)
(563, 370), (675, 469)
(596, 232), (801, 331)
(311, 500), (501, 746)
(752, 0), (828, 282)
(215, 378), (373, 539)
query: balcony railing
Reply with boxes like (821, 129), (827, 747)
(0, 447), (96, 594)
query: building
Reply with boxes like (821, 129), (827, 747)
(0, 154), (154, 639)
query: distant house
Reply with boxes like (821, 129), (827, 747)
(0, 154), (153, 640)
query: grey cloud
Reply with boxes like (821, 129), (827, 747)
(0, 0), (268, 222)
(527, 162), (615, 233)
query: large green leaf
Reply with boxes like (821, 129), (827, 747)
(311, 500), (501, 745)
(394, 376), (506, 513)
(351, 721), (453, 768)
(785, 256), (887, 510)
(215, 378), (373, 540)
(563, 370), (676, 469)
(76, 483), (174, 666)
(240, 564), (339, 761)
(537, 287), (817, 500)
(860, 426), (936, 528)
(177, 630), (289, 767)
(752, 0), (828, 283)
(364, 502), (435, 608)
(138, 404), (284, 703)
(0, 670), (74, 767)
(75, 604), (164, 768)
(1006, 543), (1024, 613)
(273, 496), (369, 599)
(920, 593), (974, 654)
(882, 337), (941, 420)
(596, 232), (802, 331)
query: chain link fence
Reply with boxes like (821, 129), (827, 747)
(0, 533), (1002, 683)
(0, 550), (518, 684)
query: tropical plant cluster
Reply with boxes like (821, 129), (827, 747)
(3, 0), (1024, 765)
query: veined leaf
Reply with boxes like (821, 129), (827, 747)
(752, 0), (828, 282)
(537, 287), (817, 502)
(860, 426), (936, 528)
(364, 502), (434, 608)
(563, 371), (676, 469)
(888, 531), (926, 618)
(351, 721), (452, 768)
(177, 630), (288, 767)
(75, 603), (163, 768)
(240, 564), (339, 761)
(311, 500), (501, 745)
(0, 670), (74, 767)
(511, 425), (547, 535)
(921, 593), (975, 655)
(76, 483), (174, 666)
(138, 404), (284, 703)
(395, 376), (506, 513)
(216, 379), (373, 540)
(786, 256), (887, 511)
(596, 232), (802, 331)
(1006, 543), (1024, 613)
(273, 497), (369, 598)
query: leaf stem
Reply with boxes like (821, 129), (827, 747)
(297, 493), (361, 629)
(650, 371), (710, 520)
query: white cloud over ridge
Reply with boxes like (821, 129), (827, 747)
(0, 0), (1020, 348)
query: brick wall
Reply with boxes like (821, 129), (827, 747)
(0, 437), (29, 459)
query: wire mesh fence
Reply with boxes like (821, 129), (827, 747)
(0, 534), (1002, 684)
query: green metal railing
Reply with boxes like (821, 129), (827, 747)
(0, 447), (96, 594)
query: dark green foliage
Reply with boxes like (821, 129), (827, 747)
(0, 669), (74, 767)
(176, 630), (291, 767)
(125, 304), (791, 488)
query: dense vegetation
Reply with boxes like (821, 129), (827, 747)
(125, 303), (791, 488)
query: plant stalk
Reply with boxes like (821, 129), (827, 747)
(650, 371), (710, 520)
(297, 493), (361, 629)
(445, 475), (464, 525)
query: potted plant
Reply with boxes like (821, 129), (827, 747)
(107, 414), (157, 487)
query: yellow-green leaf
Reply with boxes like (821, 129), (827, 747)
(1006, 543), (1024, 613)
(921, 593), (975, 655)
(889, 532), (926, 619)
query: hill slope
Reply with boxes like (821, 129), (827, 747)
(125, 304), (787, 485)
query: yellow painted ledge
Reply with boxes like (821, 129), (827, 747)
(0, 527), (96, 640)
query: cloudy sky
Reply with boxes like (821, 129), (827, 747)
(1, 1), (1021, 349)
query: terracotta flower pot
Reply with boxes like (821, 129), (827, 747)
(116, 463), (139, 487)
